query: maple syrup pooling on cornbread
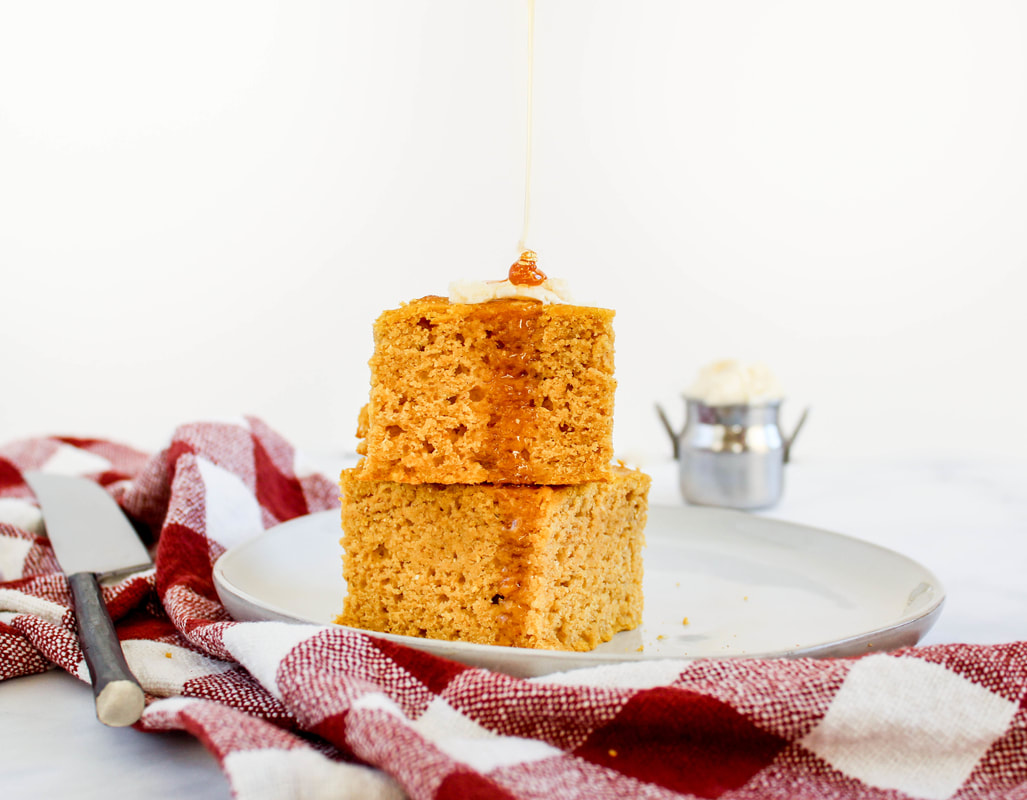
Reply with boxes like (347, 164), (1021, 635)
(455, 252), (548, 642)
(508, 249), (546, 287)
(490, 485), (542, 645)
(466, 252), (549, 484)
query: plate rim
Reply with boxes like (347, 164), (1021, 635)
(212, 504), (946, 669)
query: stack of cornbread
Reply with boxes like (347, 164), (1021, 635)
(337, 255), (650, 651)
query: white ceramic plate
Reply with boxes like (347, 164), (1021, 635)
(213, 505), (944, 678)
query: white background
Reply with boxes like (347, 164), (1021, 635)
(2, 9), (1025, 794)
(1, 1), (1025, 465)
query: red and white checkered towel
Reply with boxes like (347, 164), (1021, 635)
(1, 418), (1025, 800)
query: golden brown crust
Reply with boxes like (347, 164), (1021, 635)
(357, 297), (616, 485)
(337, 466), (649, 651)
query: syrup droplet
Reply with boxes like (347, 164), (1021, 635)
(508, 250), (547, 286)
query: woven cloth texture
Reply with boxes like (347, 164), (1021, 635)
(1, 418), (1024, 800)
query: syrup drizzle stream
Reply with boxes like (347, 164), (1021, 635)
(517, 0), (536, 254)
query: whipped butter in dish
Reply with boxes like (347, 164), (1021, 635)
(687, 359), (784, 406)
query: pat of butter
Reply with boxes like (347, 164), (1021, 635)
(448, 277), (573, 305)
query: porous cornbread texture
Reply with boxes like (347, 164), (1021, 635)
(357, 296), (616, 485)
(337, 466), (650, 651)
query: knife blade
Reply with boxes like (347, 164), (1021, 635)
(24, 471), (152, 727)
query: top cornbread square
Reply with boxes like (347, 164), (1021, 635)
(357, 295), (616, 484)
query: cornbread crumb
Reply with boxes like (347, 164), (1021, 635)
(358, 296), (616, 485)
(337, 465), (649, 651)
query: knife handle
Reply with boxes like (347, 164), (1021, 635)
(68, 572), (146, 727)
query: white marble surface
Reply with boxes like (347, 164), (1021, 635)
(2, 455), (1024, 799)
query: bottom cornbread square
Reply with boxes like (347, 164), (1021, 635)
(336, 466), (650, 651)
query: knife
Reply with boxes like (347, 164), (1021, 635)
(25, 472), (152, 727)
